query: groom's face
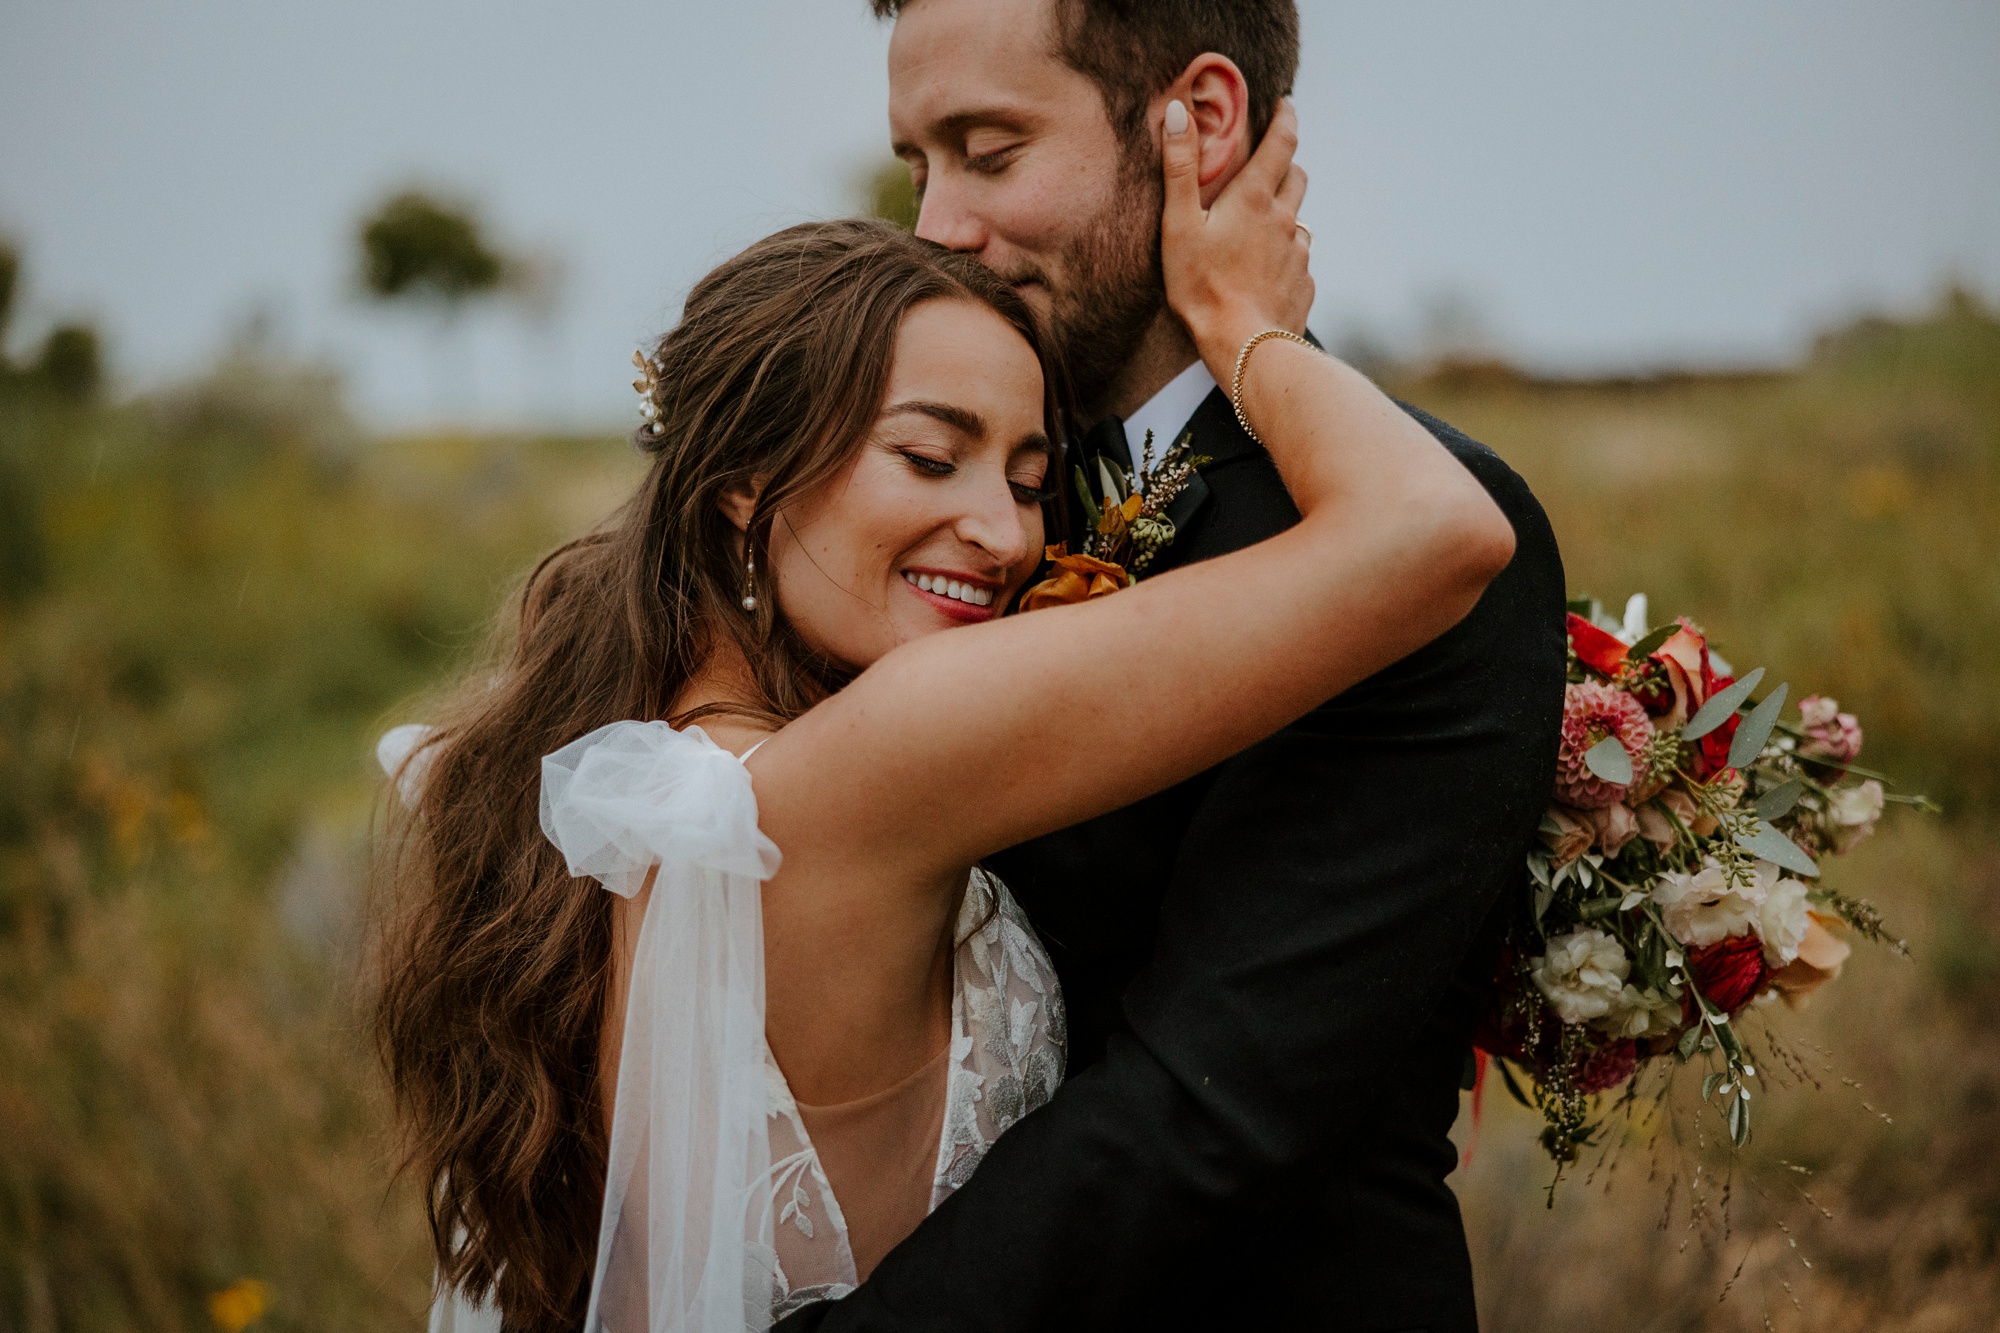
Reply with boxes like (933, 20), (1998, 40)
(888, 0), (1163, 408)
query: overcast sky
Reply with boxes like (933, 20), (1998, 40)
(3, 0), (1996, 428)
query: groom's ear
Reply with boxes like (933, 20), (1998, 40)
(1164, 54), (1253, 208)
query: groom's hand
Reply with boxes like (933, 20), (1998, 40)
(1161, 96), (1314, 381)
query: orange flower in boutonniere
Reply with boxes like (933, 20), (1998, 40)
(1022, 427), (1210, 612)
(1020, 544), (1131, 611)
(1098, 492), (1143, 543)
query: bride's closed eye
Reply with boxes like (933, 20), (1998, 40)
(896, 447), (1053, 506)
(896, 448), (956, 479)
(1007, 458), (1057, 505)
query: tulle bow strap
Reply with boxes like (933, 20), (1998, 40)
(540, 720), (784, 1333)
(542, 720), (781, 896)
(377, 723), (436, 807)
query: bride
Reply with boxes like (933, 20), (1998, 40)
(373, 101), (1514, 1332)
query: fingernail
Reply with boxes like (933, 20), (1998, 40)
(1164, 100), (1189, 136)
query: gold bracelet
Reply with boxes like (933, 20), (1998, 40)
(1229, 328), (1314, 447)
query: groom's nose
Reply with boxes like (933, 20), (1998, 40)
(913, 176), (988, 256)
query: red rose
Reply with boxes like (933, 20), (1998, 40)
(1687, 934), (1769, 1015)
(1566, 613), (1630, 680)
(1649, 618), (1740, 779)
(1691, 645), (1740, 779)
(1692, 701), (1739, 781)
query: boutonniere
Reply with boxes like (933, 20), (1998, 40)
(1021, 429), (1208, 610)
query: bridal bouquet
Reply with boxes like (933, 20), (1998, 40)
(1478, 595), (1925, 1163)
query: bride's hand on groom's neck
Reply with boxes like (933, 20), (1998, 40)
(1159, 97), (1315, 384)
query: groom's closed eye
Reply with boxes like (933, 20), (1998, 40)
(965, 145), (1021, 176)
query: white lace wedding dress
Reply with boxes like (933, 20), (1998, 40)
(388, 721), (1066, 1333)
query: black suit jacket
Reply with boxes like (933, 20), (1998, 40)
(779, 390), (1566, 1331)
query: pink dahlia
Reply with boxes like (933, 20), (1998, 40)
(1556, 681), (1654, 809)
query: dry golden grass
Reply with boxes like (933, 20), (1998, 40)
(1, 293), (1992, 1329)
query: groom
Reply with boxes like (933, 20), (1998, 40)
(785, 2), (1565, 1328)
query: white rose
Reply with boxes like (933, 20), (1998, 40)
(1652, 858), (1763, 948)
(1826, 780), (1886, 853)
(1829, 780), (1885, 826)
(1531, 928), (1631, 1025)
(1602, 982), (1683, 1038)
(1756, 875), (1812, 965)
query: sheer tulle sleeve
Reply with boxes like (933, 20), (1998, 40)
(541, 720), (783, 1333)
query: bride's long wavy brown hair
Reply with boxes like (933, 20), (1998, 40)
(371, 220), (1062, 1330)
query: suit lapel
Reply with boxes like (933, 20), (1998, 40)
(1144, 386), (1257, 578)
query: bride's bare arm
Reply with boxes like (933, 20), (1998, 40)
(752, 101), (1513, 897)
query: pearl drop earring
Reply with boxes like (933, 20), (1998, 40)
(741, 545), (758, 613)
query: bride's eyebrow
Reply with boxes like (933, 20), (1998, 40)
(883, 400), (985, 439)
(883, 402), (1049, 457)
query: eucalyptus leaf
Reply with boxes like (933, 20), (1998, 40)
(1727, 1091), (1750, 1146)
(1527, 853), (1552, 888)
(1728, 682), (1790, 770)
(1096, 456), (1127, 507)
(1701, 1071), (1724, 1101)
(1533, 882), (1554, 921)
(1677, 1025), (1703, 1061)
(1072, 464), (1099, 528)
(1625, 624), (1675, 662)
(1584, 735), (1635, 785)
(1684, 667), (1765, 741)
(1734, 820), (1821, 878)
(1755, 779), (1805, 822)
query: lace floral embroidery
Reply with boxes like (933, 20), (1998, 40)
(936, 869), (1066, 1200)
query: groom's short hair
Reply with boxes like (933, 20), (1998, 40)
(873, 0), (1300, 153)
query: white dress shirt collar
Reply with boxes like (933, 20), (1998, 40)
(1121, 359), (1217, 491)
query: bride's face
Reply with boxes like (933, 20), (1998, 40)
(760, 298), (1053, 669)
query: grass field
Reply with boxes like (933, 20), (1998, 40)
(1, 292), (1994, 1330)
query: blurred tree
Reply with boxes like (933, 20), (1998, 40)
(862, 161), (920, 232)
(0, 239), (19, 364)
(358, 191), (511, 416)
(359, 191), (506, 307)
(33, 324), (104, 402)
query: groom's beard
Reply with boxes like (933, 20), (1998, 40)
(1008, 162), (1165, 418)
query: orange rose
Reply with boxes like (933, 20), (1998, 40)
(1766, 911), (1852, 1007)
(1020, 544), (1131, 611)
